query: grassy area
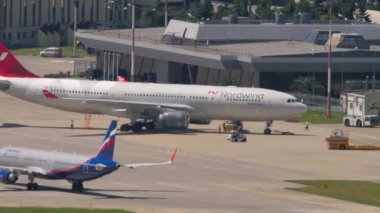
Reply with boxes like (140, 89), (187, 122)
(293, 110), (343, 124)
(0, 207), (132, 213)
(10, 46), (89, 58)
(287, 180), (380, 207)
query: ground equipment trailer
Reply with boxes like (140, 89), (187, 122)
(341, 92), (380, 127)
(326, 129), (380, 150)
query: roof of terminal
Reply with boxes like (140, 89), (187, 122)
(81, 27), (367, 58)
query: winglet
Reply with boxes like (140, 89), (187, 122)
(170, 149), (178, 162)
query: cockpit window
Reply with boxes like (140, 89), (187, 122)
(287, 99), (300, 103)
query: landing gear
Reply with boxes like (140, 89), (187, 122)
(27, 183), (38, 190)
(72, 182), (84, 192)
(264, 121), (273, 135)
(120, 123), (132, 132)
(132, 121), (143, 132)
(146, 121), (156, 130)
(27, 175), (38, 190)
(120, 120), (156, 133)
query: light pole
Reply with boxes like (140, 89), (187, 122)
(131, 0), (135, 82)
(326, 0), (332, 118)
(165, 0), (168, 26)
(73, 0), (78, 58)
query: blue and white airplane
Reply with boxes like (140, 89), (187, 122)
(0, 120), (177, 192)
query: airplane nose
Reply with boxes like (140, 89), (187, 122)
(298, 103), (307, 114)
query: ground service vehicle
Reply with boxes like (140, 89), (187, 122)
(223, 120), (243, 132)
(341, 92), (380, 127)
(326, 129), (380, 150)
(228, 130), (247, 142)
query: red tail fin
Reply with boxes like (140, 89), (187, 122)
(0, 42), (39, 78)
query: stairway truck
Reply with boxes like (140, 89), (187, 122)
(341, 92), (380, 127)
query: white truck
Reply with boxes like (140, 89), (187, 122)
(341, 92), (380, 127)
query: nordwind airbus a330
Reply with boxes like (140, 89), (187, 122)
(0, 120), (177, 192)
(0, 42), (306, 134)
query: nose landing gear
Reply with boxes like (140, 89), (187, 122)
(264, 121), (272, 135)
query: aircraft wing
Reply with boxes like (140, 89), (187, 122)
(120, 149), (177, 169)
(0, 166), (46, 175)
(61, 97), (195, 113)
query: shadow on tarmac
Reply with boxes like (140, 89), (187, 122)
(4, 183), (174, 200)
(0, 123), (107, 131)
(0, 122), (313, 137)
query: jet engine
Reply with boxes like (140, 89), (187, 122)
(0, 170), (18, 184)
(158, 111), (190, 129)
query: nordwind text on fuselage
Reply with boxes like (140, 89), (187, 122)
(220, 92), (264, 101)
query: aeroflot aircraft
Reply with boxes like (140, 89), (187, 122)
(0, 120), (177, 192)
(0, 42), (306, 134)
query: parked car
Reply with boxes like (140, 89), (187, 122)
(40, 47), (62, 57)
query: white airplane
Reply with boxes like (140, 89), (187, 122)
(0, 42), (306, 134)
(0, 120), (177, 192)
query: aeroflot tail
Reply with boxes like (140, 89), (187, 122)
(0, 42), (40, 78)
(96, 120), (118, 160)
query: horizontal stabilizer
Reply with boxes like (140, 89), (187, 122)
(121, 149), (177, 169)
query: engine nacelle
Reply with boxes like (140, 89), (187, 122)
(158, 111), (190, 129)
(0, 170), (18, 184)
(190, 118), (211, 125)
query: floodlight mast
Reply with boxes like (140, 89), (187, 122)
(326, 0), (332, 118)
(131, 0), (135, 82)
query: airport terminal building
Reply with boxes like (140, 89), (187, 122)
(0, 0), (156, 46)
(76, 20), (380, 91)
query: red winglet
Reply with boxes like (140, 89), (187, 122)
(170, 149), (178, 162)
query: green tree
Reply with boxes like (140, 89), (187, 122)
(296, 0), (312, 13)
(281, 0), (297, 20)
(191, 0), (214, 19)
(233, 0), (249, 16)
(143, 0), (165, 27)
(289, 76), (325, 95)
(255, 0), (274, 19)
(201, 0), (214, 19)
(214, 4), (233, 19)
(336, 0), (356, 20)
(309, 0), (328, 20)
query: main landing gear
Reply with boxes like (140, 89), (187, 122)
(27, 174), (38, 190)
(120, 120), (156, 132)
(264, 121), (272, 135)
(72, 182), (84, 192)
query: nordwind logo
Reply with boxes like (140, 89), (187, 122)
(0, 52), (8, 61)
(208, 90), (219, 95)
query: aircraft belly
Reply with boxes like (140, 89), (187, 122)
(201, 103), (258, 121)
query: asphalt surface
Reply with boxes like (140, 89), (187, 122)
(0, 57), (380, 212)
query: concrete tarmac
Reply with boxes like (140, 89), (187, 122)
(1, 56), (380, 212)
(0, 93), (380, 212)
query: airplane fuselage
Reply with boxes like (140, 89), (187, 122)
(0, 147), (119, 182)
(1, 77), (306, 122)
